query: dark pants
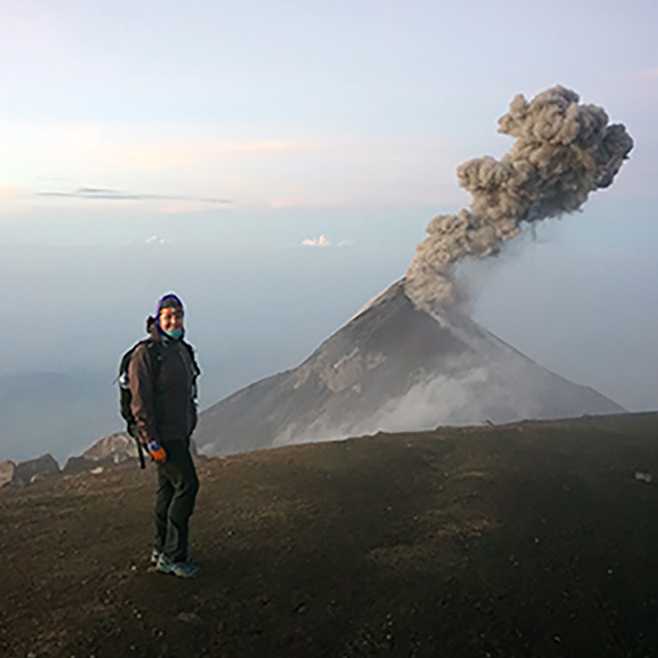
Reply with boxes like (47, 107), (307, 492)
(154, 440), (199, 562)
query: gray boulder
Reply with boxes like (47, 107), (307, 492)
(64, 432), (138, 473)
(81, 432), (138, 462)
(13, 454), (60, 486)
(0, 460), (16, 488)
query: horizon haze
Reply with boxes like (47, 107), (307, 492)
(2, 1), (657, 463)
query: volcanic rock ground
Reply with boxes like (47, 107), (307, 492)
(2, 412), (658, 658)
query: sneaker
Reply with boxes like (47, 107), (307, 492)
(152, 548), (197, 568)
(155, 554), (200, 578)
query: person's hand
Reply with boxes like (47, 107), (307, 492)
(147, 440), (167, 463)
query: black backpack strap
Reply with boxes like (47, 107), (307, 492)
(182, 341), (201, 377)
(136, 439), (146, 469)
(143, 339), (164, 382)
(181, 341), (201, 406)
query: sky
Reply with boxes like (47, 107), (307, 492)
(1, 0), (657, 462)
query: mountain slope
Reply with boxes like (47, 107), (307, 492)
(195, 280), (623, 456)
(2, 412), (657, 658)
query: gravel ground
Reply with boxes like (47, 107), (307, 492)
(1, 412), (657, 658)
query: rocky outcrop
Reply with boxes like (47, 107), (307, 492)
(13, 454), (60, 486)
(63, 432), (138, 474)
(63, 455), (97, 475)
(0, 460), (16, 488)
(81, 432), (138, 462)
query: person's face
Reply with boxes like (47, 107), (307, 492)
(159, 306), (184, 333)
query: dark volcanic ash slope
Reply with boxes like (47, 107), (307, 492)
(195, 280), (622, 456)
(2, 413), (658, 658)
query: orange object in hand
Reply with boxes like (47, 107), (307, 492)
(147, 441), (167, 463)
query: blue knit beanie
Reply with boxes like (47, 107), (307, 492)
(156, 293), (184, 317)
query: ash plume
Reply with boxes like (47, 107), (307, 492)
(404, 85), (634, 309)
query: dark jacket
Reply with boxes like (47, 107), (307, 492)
(128, 320), (199, 445)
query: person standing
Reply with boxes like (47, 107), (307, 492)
(128, 293), (201, 578)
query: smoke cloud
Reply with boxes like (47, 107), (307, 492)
(404, 85), (634, 308)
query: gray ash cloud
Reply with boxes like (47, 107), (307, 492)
(405, 86), (634, 309)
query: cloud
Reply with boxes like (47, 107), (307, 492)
(301, 234), (332, 248)
(145, 235), (169, 245)
(36, 187), (232, 204)
(300, 235), (356, 248)
(2, 118), (465, 208)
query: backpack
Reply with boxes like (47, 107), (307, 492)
(117, 338), (200, 467)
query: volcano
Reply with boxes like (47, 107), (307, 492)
(195, 85), (633, 458)
(195, 280), (622, 456)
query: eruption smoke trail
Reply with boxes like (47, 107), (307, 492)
(404, 86), (634, 309)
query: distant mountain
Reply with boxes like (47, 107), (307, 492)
(0, 358), (297, 464)
(0, 371), (119, 463)
(195, 279), (624, 456)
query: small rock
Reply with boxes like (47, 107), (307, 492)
(177, 612), (202, 625)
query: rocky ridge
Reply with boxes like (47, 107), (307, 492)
(10, 454), (60, 486)
(2, 432), (141, 487)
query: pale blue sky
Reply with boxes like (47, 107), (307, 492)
(1, 1), (657, 461)
(2, 0), (656, 210)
